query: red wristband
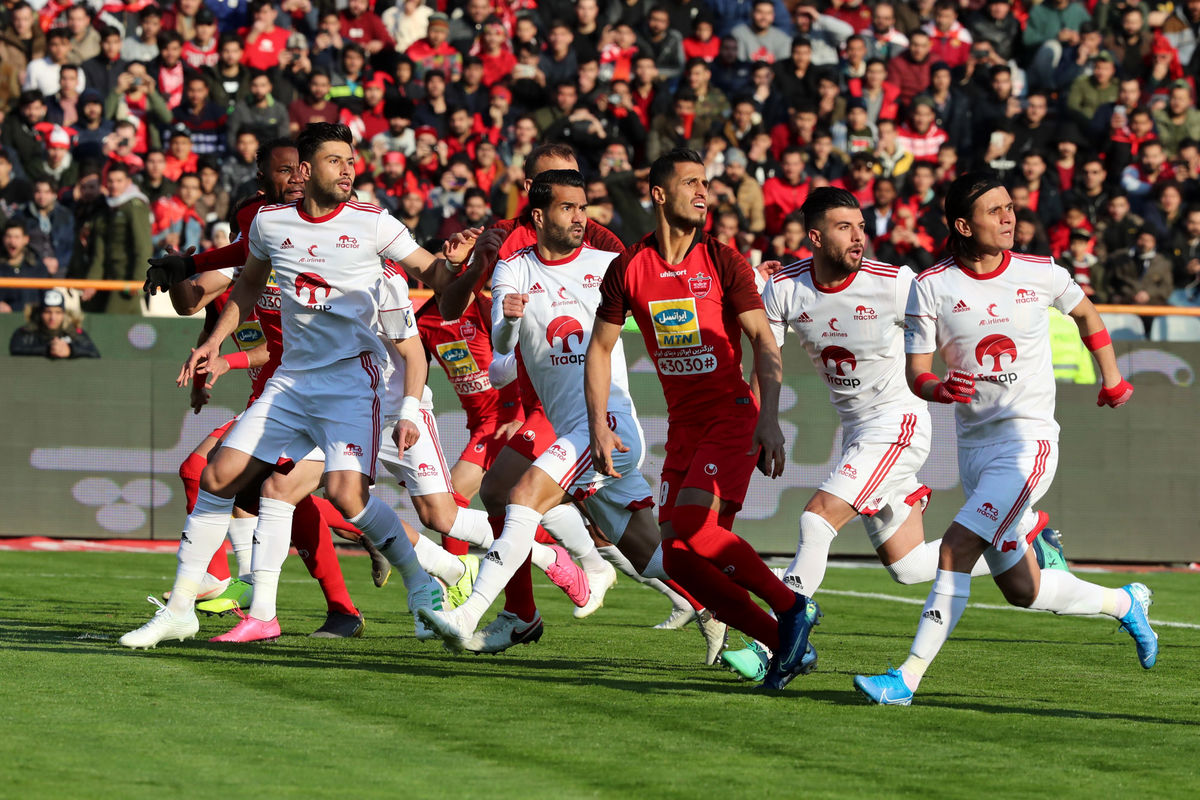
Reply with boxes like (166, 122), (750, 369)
(1082, 329), (1111, 352)
(224, 351), (251, 370)
(912, 372), (940, 397)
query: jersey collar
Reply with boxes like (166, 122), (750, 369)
(954, 249), (1012, 280)
(534, 245), (585, 266)
(296, 201), (345, 224)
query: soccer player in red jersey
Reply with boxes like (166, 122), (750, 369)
(586, 148), (819, 689)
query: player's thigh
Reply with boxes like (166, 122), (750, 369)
(479, 443), (535, 512)
(954, 440), (1058, 566)
(305, 356), (385, 482)
(221, 376), (312, 474)
(450, 459), (484, 501)
(201, 442), (274, 496)
(676, 414), (759, 515)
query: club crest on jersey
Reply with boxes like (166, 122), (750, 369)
(853, 304), (877, 320)
(295, 272), (333, 307)
(234, 323), (264, 347)
(336, 235), (359, 248)
(975, 334), (1018, 377)
(648, 298), (701, 348)
(688, 272), (712, 298)
(546, 316), (586, 365)
(1015, 288), (1039, 304)
(436, 340), (480, 377)
(820, 345), (861, 387)
(583, 273), (603, 289)
(417, 463), (439, 477)
(459, 320), (476, 340)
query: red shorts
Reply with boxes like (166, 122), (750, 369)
(458, 419), (509, 471)
(658, 408), (759, 523)
(503, 405), (556, 462)
(207, 418), (237, 441)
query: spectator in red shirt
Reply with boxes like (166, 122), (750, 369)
(762, 146), (811, 234)
(684, 18), (721, 63)
(831, 151), (877, 206)
(896, 98), (948, 163)
(848, 57), (900, 126)
(340, 0), (395, 57)
(163, 128), (198, 181)
(287, 70), (339, 136)
(477, 20), (515, 88)
(182, 6), (219, 70)
(770, 104), (818, 160)
(887, 29), (934, 107)
(406, 12), (462, 82)
(240, 0), (291, 73)
(924, 0), (972, 69)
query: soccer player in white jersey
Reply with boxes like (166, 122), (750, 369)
(855, 172), (1158, 705)
(119, 123), (452, 647)
(419, 170), (705, 654)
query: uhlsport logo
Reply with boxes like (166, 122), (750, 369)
(688, 272), (712, 298)
(336, 234), (359, 248)
(704, 463), (718, 475)
(436, 339), (480, 377)
(648, 298), (701, 348)
(820, 345), (860, 387)
(295, 272), (332, 305)
(978, 502), (999, 521)
(854, 304), (877, 320)
(976, 334), (1018, 373)
(546, 316), (586, 365)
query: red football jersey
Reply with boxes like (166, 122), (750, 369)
(596, 231), (763, 421)
(417, 294), (520, 429)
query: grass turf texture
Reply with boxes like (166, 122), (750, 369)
(2, 551), (1198, 799)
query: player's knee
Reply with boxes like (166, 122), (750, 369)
(479, 473), (507, 515)
(198, 462), (229, 495)
(1000, 582), (1037, 608)
(414, 499), (457, 535)
(884, 560), (923, 585)
(670, 504), (713, 539)
(660, 537), (690, 571)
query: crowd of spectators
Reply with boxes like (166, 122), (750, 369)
(2, 0), (1200, 324)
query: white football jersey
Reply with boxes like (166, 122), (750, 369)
(491, 243), (629, 431)
(247, 200), (421, 370)
(764, 257), (924, 430)
(376, 262), (434, 418)
(905, 252), (1086, 447)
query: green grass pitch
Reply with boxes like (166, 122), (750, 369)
(2, 551), (1198, 799)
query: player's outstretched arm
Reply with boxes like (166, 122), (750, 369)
(739, 308), (786, 478)
(392, 335), (427, 451)
(179, 255), (270, 387)
(585, 318), (627, 478)
(168, 270), (234, 317)
(197, 342), (269, 390)
(1067, 296), (1134, 407)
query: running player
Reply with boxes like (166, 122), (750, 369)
(586, 148), (818, 688)
(854, 171), (1157, 705)
(120, 123), (446, 647)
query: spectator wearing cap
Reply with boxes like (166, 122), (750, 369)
(72, 89), (111, 162)
(25, 28), (85, 98)
(2, 90), (48, 178)
(65, 4), (99, 64)
(383, 0), (434, 54)
(288, 71), (339, 136)
(923, 1), (972, 69)
(896, 97), (947, 163)
(731, 1), (791, 64)
(163, 128), (198, 180)
(45, 63), (82, 127)
(407, 12), (462, 82)
(206, 35), (253, 111)
(182, 6), (220, 70)
(968, 0), (1020, 63)
(240, 0), (291, 73)
(476, 19), (514, 88)
(85, 163), (150, 314)
(449, 0), (496, 55)
(122, 6), (163, 63)
(1067, 51), (1119, 128)
(9, 288), (98, 358)
(1143, 33), (1188, 99)
(832, 152), (877, 207)
(340, 0), (395, 56)
(887, 29), (933, 108)
(1024, 0), (1092, 93)
(31, 124), (77, 187)
(228, 71), (288, 149)
(1154, 80), (1200, 157)
(173, 75), (228, 156)
(0, 220), (51, 313)
(83, 26), (126, 99)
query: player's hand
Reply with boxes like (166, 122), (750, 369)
(492, 418), (524, 441)
(190, 381), (210, 414)
(759, 259), (783, 276)
(198, 352), (232, 389)
(931, 369), (976, 404)
(751, 417), (786, 478)
(502, 293), (529, 319)
(144, 247), (196, 295)
(471, 227), (506, 271)
(590, 424), (628, 479)
(393, 420), (421, 451)
(444, 227), (482, 268)
(178, 343), (220, 387)
(1097, 377), (1133, 408)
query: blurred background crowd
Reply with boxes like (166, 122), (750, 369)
(2, 0), (1200, 330)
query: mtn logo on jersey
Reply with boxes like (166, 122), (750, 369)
(417, 463), (439, 477)
(547, 444), (569, 461)
(797, 312), (813, 323)
(436, 340), (481, 377)
(978, 502), (999, 521)
(839, 463), (857, 479)
(234, 323), (265, 348)
(1015, 288), (1039, 304)
(953, 300), (970, 313)
(529, 282), (546, 294)
(648, 298), (701, 348)
(336, 235), (359, 249)
(820, 345), (861, 387)
(688, 272), (712, 298)
(344, 443), (363, 457)
(583, 273), (603, 288)
(296, 272), (333, 308)
(853, 304), (877, 320)
(546, 316), (586, 365)
(280, 238), (294, 249)
(975, 334), (1018, 378)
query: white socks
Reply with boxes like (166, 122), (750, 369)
(901, 569), (971, 691)
(541, 504), (605, 574)
(457, 504), (541, 628)
(783, 511), (839, 595)
(227, 516), (257, 582)
(884, 539), (991, 585)
(1031, 569), (1129, 617)
(599, 545), (690, 609)
(247, 497), (295, 621)
(167, 490), (235, 615)
(350, 495), (432, 591)
(414, 535), (467, 585)
(447, 506), (494, 549)
(530, 541), (556, 570)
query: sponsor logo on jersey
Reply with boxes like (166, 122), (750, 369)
(546, 316), (586, 365)
(583, 273), (603, 288)
(265, 270), (278, 289)
(660, 269), (686, 278)
(459, 320), (476, 340)
(557, 286), (569, 300)
(296, 272), (333, 307)
(822, 317), (847, 338)
(529, 282), (546, 294)
(978, 502), (999, 521)
(344, 443), (363, 457)
(281, 238), (294, 249)
(547, 444), (569, 461)
(307, 245), (319, 257)
(839, 463), (857, 479)
(234, 323), (265, 348)
(987, 303), (999, 317)
(704, 463), (718, 475)
(1015, 288), (1039, 304)
(417, 463), (438, 477)
(688, 272), (712, 298)
(975, 334), (1017, 373)
(953, 300), (970, 313)
(648, 298), (701, 348)
(436, 340), (480, 377)
(797, 312), (813, 323)
(979, 302), (1011, 325)
(336, 234), (359, 248)
(820, 345), (861, 387)
(854, 304), (877, 320)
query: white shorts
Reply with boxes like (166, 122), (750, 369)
(533, 411), (654, 541)
(377, 410), (455, 497)
(954, 439), (1058, 571)
(820, 411), (931, 535)
(222, 354), (383, 479)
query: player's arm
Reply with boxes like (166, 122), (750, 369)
(168, 270), (234, 316)
(391, 335), (427, 450)
(439, 226), (507, 320)
(179, 255), (271, 387)
(750, 279), (790, 400)
(1066, 296), (1134, 407)
(584, 318), (627, 478)
(739, 307), (787, 478)
(489, 261), (525, 355)
(903, 275), (975, 403)
(198, 341), (270, 390)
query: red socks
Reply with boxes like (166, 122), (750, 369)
(292, 496), (358, 617)
(664, 578), (704, 612)
(661, 538), (779, 650)
(442, 492), (472, 555)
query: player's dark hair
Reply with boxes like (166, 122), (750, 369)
(526, 143), (577, 177)
(528, 169), (585, 212)
(945, 170), (1006, 259)
(296, 123), (352, 164)
(800, 187), (861, 230)
(649, 147), (704, 190)
(255, 136), (297, 175)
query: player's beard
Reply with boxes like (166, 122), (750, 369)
(665, 202), (706, 232)
(309, 174), (353, 208)
(830, 241), (864, 275)
(543, 219), (584, 255)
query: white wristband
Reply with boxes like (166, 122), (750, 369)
(399, 395), (421, 424)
